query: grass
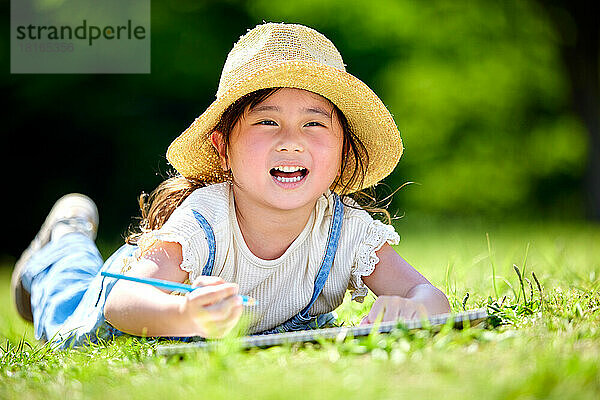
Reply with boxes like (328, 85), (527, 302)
(1, 220), (599, 399)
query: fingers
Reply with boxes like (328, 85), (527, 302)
(207, 299), (244, 337)
(187, 282), (238, 305)
(193, 296), (243, 338)
(414, 303), (428, 319)
(364, 296), (398, 324)
(182, 282), (244, 338)
(201, 295), (242, 322)
(363, 299), (384, 325)
(383, 296), (401, 321)
(361, 296), (428, 325)
(191, 275), (225, 288)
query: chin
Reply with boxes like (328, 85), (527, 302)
(267, 194), (318, 211)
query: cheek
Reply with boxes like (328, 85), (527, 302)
(229, 136), (270, 169)
(315, 138), (343, 174)
(328, 134), (344, 162)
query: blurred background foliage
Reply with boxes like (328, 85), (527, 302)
(3, 0), (598, 259)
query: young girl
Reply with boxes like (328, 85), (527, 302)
(12, 22), (450, 346)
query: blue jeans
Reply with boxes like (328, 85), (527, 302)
(22, 232), (133, 347)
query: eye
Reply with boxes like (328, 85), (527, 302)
(256, 120), (277, 126)
(305, 121), (325, 127)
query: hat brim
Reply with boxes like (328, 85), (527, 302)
(166, 61), (403, 193)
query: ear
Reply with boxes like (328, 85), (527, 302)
(210, 131), (229, 171)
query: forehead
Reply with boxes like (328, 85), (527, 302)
(250, 88), (334, 112)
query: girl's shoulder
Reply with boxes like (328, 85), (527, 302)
(136, 183), (232, 276)
(338, 195), (374, 225)
(153, 182), (231, 241)
(316, 191), (391, 235)
(176, 182), (231, 221)
(315, 191), (378, 225)
(331, 193), (400, 247)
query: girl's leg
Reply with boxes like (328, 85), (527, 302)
(12, 194), (100, 342)
(23, 233), (104, 341)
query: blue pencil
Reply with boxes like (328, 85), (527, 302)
(101, 271), (257, 306)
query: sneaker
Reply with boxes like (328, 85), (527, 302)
(11, 193), (99, 322)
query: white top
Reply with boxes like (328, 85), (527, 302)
(135, 182), (400, 334)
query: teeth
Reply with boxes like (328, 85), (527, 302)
(274, 175), (304, 183)
(274, 166), (304, 173)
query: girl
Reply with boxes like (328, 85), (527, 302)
(12, 22), (450, 346)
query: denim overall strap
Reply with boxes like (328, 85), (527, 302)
(192, 210), (216, 276)
(258, 193), (344, 334)
(297, 193), (343, 321)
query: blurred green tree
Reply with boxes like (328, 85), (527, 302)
(4, 0), (594, 258)
(247, 0), (590, 220)
(538, 0), (599, 219)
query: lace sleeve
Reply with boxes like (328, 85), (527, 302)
(348, 220), (400, 302)
(135, 206), (209, 280)
(137, 230), (208, 276)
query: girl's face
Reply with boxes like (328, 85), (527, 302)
(211, 88), (344, 214)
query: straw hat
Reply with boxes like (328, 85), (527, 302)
(167, 22), (403, 193)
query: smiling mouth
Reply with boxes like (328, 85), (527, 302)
(269, 166), (309, 183)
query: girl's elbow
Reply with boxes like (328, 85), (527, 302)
(103, 293), (116, 324)
(102, 288), (121, 325)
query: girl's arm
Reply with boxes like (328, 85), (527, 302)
(360, 243), (451, 324)
(103, 241), (243, 338)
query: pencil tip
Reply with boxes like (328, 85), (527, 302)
(243, 297), (258, 306)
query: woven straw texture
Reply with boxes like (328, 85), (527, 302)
(167, 22), (403, 193)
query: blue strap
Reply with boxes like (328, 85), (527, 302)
(192, 210), (216, 276)
(191, 195), (343, 336)
(296, 193), (344, 322)
(257, 193), (344, 334)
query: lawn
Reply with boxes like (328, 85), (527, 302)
(1, 220), (599, 399)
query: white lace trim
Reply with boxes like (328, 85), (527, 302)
(135, 230), (197, 274)
(349, 220), (400, 302)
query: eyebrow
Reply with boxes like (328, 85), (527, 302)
(249, 105), (332, 119)
(249, 105), (280, 113)
(304, 107), (332, 119)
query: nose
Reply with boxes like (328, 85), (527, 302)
(276, 126), (304, 153)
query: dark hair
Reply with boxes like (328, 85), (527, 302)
(126, 88), (391, 245)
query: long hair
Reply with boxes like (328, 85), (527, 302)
(126, 88), (392, 244)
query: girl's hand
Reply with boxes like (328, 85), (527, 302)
(360, 295), (427, 325)
(179, 276), (244, 338)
